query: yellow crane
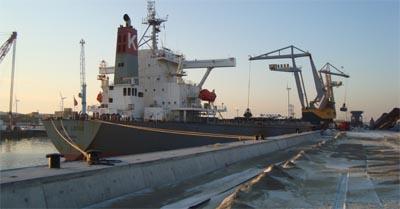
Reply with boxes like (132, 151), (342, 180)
(249, 46), (349, 125)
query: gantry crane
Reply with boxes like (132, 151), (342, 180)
(249, 45), (344, 124)
(0, 32), (17, 130)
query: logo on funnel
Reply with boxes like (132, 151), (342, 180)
(128, 33), (137, 50)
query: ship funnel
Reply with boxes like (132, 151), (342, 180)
(123, 14), (131, 27)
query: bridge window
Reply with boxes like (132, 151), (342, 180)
(132, 88), (137, 96)
(123, 88), (126, 96)
(109, 98), (113, 103)
(109, 86), (114, 90)
(138, 92), (143, 97)
(128, 88), (131, 96)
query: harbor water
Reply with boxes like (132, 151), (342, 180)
(0, 137), (57, 170)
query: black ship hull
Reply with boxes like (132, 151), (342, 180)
(43, 119), (313, 161)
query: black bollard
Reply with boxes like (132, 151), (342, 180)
(86, 150), (102, 165)
(46, 153), (64, 169)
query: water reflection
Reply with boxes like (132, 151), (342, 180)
(0, 137), (57, 170)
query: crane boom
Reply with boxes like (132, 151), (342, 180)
(250, 45), (310, 109)
(0, 32), (17, 64)
(181, 58), (236, 88)
(0, 32), (18, 130)
(182, 58), (236, 69)
(249, 45), (325, 109)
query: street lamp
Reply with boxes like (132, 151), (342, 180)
(286, 84), (291, 118)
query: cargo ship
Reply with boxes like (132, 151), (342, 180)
(43, 1), (313, 161)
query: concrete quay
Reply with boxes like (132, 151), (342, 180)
(1, 131), (325, 208)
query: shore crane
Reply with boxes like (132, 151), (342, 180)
(318, 63), (349, 121)
(0, 32), (17, 130)
(249, 45), (339, 124)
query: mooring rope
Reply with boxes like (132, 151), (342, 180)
(50, 119), (89, 159)
(60, 119), (76, 143)
(99, 120), (256, 140)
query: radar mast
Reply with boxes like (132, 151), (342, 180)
(139, 0), (167, 53)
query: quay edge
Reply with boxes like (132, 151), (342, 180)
(1, 131), (327, 208)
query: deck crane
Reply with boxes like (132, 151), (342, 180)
(318, 62), (349, 117)
(181, 58), (236, 89)
(0, 32), (17, 130)
(180, 58), (236, 119)
(249, 45), (335, 124)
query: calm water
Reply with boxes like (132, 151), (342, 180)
(0, 137), (57, 170)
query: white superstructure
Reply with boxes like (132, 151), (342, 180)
(90, 1), (235, 122)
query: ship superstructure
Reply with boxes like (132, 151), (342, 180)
(91, 1), (235, 122)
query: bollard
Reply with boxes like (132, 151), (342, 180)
(86, 150), (102, 165)
(45, 153), (64, 169)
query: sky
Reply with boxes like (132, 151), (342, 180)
(0, 0), (399, 121)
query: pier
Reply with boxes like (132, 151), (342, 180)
(1, 131), (324, 208)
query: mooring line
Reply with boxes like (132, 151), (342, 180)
(50, 119), (89, 159)
(60, 119), (76, 143)
(99, 120), (255, 140)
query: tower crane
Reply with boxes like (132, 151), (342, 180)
(0, 32), (17, 130)
(249, 45), (341, 124)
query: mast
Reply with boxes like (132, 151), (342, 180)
(140, 0), (167, 53)
(80, 39), (87, 114)
(8, 33), (17, 130)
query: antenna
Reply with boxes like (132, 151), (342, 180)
(139, 0), (167, 52)
(80, 39), (87, 114)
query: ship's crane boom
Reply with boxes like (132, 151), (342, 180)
(182, 58), (236, 69)
(181, 58), (236, 88)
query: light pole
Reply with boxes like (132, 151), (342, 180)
(235, 108), (239, 118)
(15, 97), (20, 114)
(286, 85), (291, 118)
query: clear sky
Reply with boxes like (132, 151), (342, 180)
(0, 0), (399, 121)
